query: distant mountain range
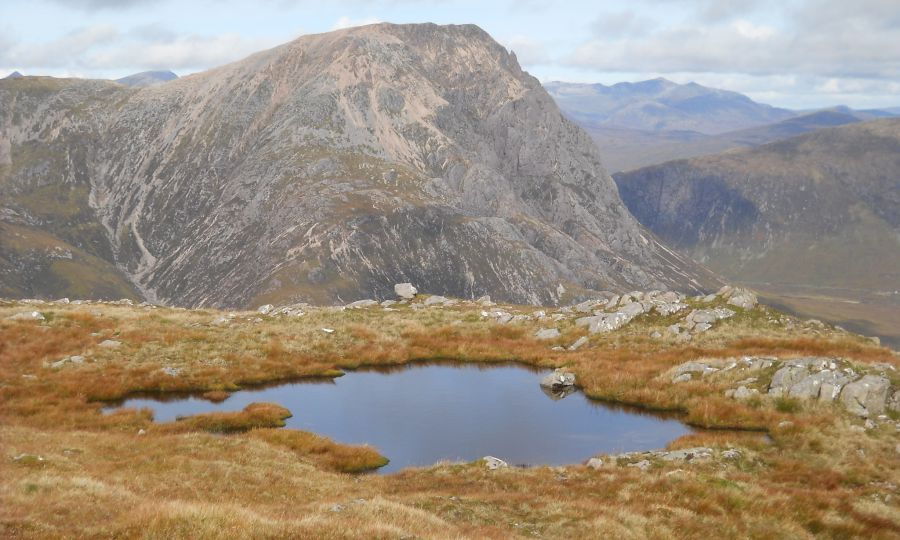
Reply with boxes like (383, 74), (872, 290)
(545, 78), (795, 135)
(546, 79), (899, 172)
(3, 71), (23, 79)
(115, 70), (178, 87)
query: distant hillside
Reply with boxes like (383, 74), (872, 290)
(3, 71), (23, 79)
(599, 110), (866, 172)
(614, 119), (900, 294)
(115, 70), (178, 88)
(545, 78), (795, 135)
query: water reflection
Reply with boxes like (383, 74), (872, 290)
(107, 363), (697, 472)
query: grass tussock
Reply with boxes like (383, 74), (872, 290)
(245, 428), (389, 472)
(158, 403), (292, 434)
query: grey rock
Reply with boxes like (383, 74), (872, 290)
(98, 340), (122, 349)
(628, 459), (652, 471)
(394, 283), (417, 299)
(722, 449), (741, 460)
(586, 457), (604, 470)
(660, 447), (712, 462)
(672, 373), (692, 384)
(540, 368), (576, 388)
(483, 456), (508, 470)
(840, 375), (891, 417)
(568, 336), (589, 351)
(733, 386), (758, 400)
(347, 299), (378, 309)
(424, 295), (451, 306)
(7, 311), (45, 321)
(726, 288), (758, 310)
(673, 362), (718, 380)
(534, 328), (561, 340)
(256, 304), (274, 315)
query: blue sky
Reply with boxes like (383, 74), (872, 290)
(1, 0), (898, 109)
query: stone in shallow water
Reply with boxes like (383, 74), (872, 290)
(540, 369), (576, 389)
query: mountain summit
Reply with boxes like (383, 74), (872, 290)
(0, 23), (713, 307)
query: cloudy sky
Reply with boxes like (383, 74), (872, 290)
(1, 0), (898, 109)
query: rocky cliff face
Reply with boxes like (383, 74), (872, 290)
(615, 119), (900, 292)
(0, 23), (714, 307)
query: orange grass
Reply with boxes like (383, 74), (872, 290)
(0, 299), (897, 539)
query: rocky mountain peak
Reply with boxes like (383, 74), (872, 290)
(1, 23), (716, 307)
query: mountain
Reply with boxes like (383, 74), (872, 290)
(596, 109), (866, 172)
(0, 24), (715, 308)
(545, 78), (795, 135)
(614, 119), (900, 294)
(114, 70), (178, 87)
(3, 71), (23, 79)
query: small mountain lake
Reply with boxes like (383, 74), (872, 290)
(108, 363), (698, 472)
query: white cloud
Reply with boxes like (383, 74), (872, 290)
(0, 24), (282, 75)
(502, 35), (551, 65)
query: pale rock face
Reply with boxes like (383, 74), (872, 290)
(0, 23), (715, 308)
(394, 283), (417, 299)
(534, 328), (560, 340)
(840, 375), (891, 417)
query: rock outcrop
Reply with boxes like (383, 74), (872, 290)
(669, 356), (897, 418)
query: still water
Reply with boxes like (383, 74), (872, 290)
(110, 363), (696, 472)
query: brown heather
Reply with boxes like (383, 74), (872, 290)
(0, 297), (898, 539)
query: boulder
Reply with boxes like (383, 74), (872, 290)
(768, 365), (808, 397)
(99, 340), (122, 349)
(483, 456), (508, 470)
(586, 457), (604, 470)
(673, 362), (718, 381)
(727, 288), (758, 310)
(256, 304), (274, 315)
(424, 295), (451, 306)
(733, 386), (759, 400)
(540, 368), (576, 389)
(654, 302), (688, 316)
(394, 283), (417, 299)
(575, 306), (640, 333)
(7, 311), (45, 321)
(628, 460), (652, 471)
(347, 299), (378, 309)
(840, 375), (891, 417)
(889, 391), (900, 413)
(660, 447), (712, 462)
(534, 328), (560, 340)
(567, 336), (589, 351)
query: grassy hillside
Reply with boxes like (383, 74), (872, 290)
(1, 292), (898, 538)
